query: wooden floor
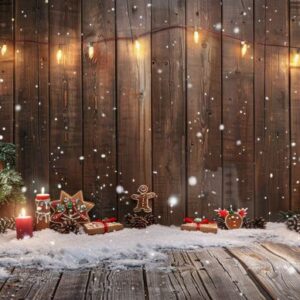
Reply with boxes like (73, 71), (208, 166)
(1, 243), (300, 299)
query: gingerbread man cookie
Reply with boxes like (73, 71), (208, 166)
(131, 185), (157, 213)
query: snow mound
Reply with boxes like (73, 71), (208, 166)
(0, 223), (299, 270)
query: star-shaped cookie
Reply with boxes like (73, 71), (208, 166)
(50, 190), (94, 225)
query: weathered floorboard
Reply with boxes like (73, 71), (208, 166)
(186, 0), (222, 219)
(87, 268), (145, 300)
(181, 249), (262, 299)
(82, 0), (117, 218)
(152, 0), (186, 225)
(262, 242), (300, 273)
(0, 268), (60, 300)
(116, 0), (152, 220)
(54, 269), (89, 300)
(229, 245), (300, 299)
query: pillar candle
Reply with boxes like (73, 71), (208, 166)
(35, 188), (51, 231)
(16, 209), (33, 239)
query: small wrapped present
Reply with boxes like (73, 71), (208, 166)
(83, 218), (123, 235)
(181, 217), (218, 234)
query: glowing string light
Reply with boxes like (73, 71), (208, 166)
(134, 39), (141, 51)
(193, 30), (200, 44)
(292, 50), (300, 67)
(56, 48), (63, 64)
(241, 41), (249, 57)
(88, 43), (94, 59)
(1, 44), (7, 56)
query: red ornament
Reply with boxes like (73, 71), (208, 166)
(215, 208), (229, 218)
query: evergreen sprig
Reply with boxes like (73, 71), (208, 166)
(0, 142), (16, 169)
(0, 169), (26, 205)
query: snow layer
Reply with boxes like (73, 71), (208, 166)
(0, 267), (10, 279)
(0, 223), (299, 270)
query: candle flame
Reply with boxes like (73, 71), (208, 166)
(88, 43), (94, 59)
(41, 187), (45, 194)
(193, 31), (200, 44)
(56, 48), (63, 64)
(1, 44), (7, 56)
(19, 208), (26, 217)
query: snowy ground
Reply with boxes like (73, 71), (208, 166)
(0, 223), (299, 272)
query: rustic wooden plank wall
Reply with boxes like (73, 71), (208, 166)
(0, 0), (299, 223)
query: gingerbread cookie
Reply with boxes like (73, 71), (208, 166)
(131, 185), (157, 213)
(215, 206), (248, 230)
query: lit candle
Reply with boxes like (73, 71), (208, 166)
(16, 208), (33, 239)
(35, 187), (51, 231)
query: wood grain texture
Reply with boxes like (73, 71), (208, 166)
(82, 0), (117, 218)
(186, 0), (222, 219)
(0, 0), (14, 143)
(179, 249), (263, 299)
(290, 0), (300, 211)
(262, 242), (300, 272)
(116, 0), (152, 220)
(255, 0), (290, 219)
(0, 268), (60, 300)
(49, 0), (82, 198)
(222, 0), (254, 215)
(229, 245), (300, 299)
(53, 269), (89, 300)
(152, 0), (186, 225)
(87, 268), (145, 300)
(15, 0), (49, 209)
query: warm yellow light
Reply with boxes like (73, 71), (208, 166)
(134, 40), (141, 51)
(56, 48), (63, 64)
(88, 43), (94, 59)
(1, 44), (7, 56)
(241, 42), (248, 57)
(193, 31), (200, 44)
(292, 52), (300, 67)
(19, 208), (26, 217)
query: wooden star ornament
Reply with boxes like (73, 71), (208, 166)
(50, 190), (94, 225)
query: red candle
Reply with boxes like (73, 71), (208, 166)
(16, 208), (33, 239)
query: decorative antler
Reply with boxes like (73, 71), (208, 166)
(214, 208), (229, 218)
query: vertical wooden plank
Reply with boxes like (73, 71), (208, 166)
(186, 0), (222, 219)
(15, 0), (49, 207)
(222, 0), (254, 215)
(290, 0), (300, 211)
(255, 0), (290, 219)
(49, 0), (82, 198)
(116, 0), (152, 219)
(0, 0), (14, 143)
(152, 0), (186, 225)
(254, 0), (267, 218)
(82, 0), (117, 218)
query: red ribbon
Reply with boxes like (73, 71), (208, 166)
(184, 217), (214, 230)
(94, 218), (117, 233)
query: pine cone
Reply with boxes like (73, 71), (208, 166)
(0, 217), (16, 234)
(132, 216), (148, 229)
(215, 216), (227, 230)
(252, 217), (266, 229)
(286, 214), (300, 232)
(50, 219), (80, 234)
(124, 213), (135, 227)
(144, 214), (157, 226)
(242, 217), (253, 229)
